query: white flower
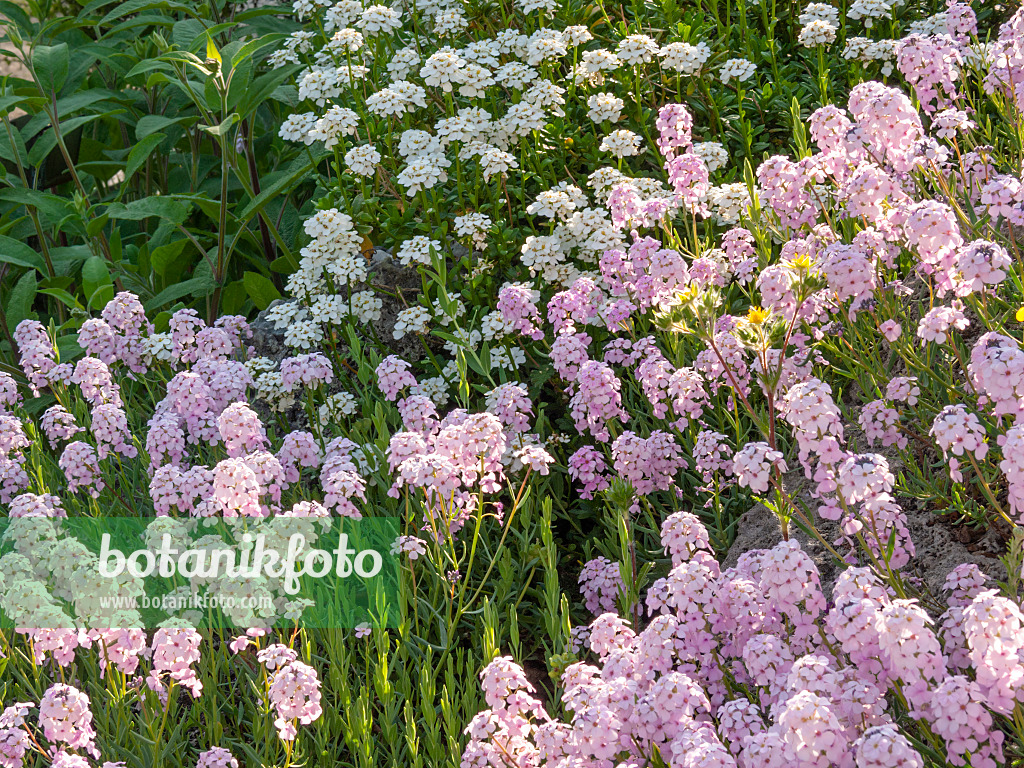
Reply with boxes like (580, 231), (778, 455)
(456, 63), (495, 98)
(479, 148), (518, 180)
(279, 112), (317, 144)
(600, 129), (643, 158)
(798, 19), (838, 47)
(421, 50), (466, 92)
(587, 92), (624, 123)
(659, 41), (711, 74)
(388, 46), (420, 79)
(692, 141), (730, 172)
(397, 237), (441, 266)
(495, 62), (538, 89)
(798, 2), (841, 25)
(520, 234), (564, 279)
(517, 0), (557, 12)
(719, 58), (757, 83)
(397, 153), (450, 195)
(847, 0), (901, 25)
(366, 89), (408, 117)
(351, 291), (382, 322)
(454, 213), (493, 248)
(284, 319), (325, 350)
(325, 0), (362, 30)
(304, 208), (357, 241)
(525, 29), (567, 66)
(393, 307), (431, 339)
(495, 29), (529, 56)
(616, 34), (659, 65)
(358, 4), (401, 35)
(528, 190), (579, 220)
(462, 41), (501, 68)
(411, 376), (450, 406)
(431, 296), (466, 325)
(398, 130), (443, 158)
(490, 346), (525, 371)
(330, 28), (364, 52)
(709, 183), (754, 224)
(309, 294), (351, 325)
(298, 66), (342, 106)
(319, 392), (358, 426)
(434, 9), (468, 36)
(503, 102), (545, 137)
(564, 25), (593, 46)
(523, 81), (565, 115)
(344, 144), (381, 176)
(307, 106), (359, 148)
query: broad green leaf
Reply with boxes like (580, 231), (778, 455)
(4, 271), (38, 329)
(0, 234), (47, 273)
(0, 188), (73, 225)
(124, 132), (165, 182)
(150, 239), (188, 277)
(171, 18), (206, 50)
(81, 255), (112, 299)
(32, 44), (69, 94)
(49, 245), (92, 276)
(106, 197), (190, 225)
(243, 270), (280, 310)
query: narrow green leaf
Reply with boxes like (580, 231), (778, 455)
(124, 132), (165, 182)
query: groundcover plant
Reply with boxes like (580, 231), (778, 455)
(4, 0), (1024, 765)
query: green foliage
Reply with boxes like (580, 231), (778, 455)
(0, 0), (314, 364)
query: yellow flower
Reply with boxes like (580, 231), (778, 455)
(746, 306), (770, 325)
(786, 253), (813, 272)
(1017, 306), (1024, 322)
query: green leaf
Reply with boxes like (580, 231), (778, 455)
(81, 255), (112, 299)
(136, 114), (193, 140)
(172, 18), (206, 50)
(206, 35), (222, 65)
(98, 0), (193, 26)
(124, 132), (165, 182)
(0, 235), (47, 272)
(4, 271), (38, 329)
(106, 197), (190, 225)
(145, 276), (214, 310)
(230, 33), (285, 69)
(198, 112), (240, 138)
(242, 270), (280, 310)
(150, 239), (188, 277)
(32, 43), (69, 94)
(38, 287), (85, 310)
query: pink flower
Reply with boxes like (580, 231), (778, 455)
(879, 320), (901, 342)
(38, 684), (98, 757)
(196, 747), (238, 768)
(732, 442), (786, 494)
(267, 661), (323, 741)
(375, 355), (417, 401)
